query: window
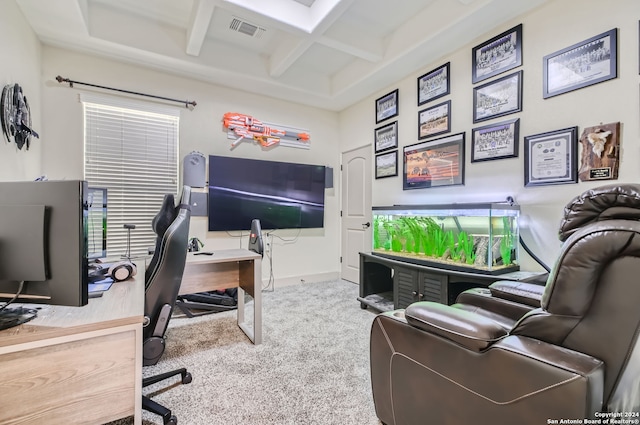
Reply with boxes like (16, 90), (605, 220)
(82, 94), (179, 258)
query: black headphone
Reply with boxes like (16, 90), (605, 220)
(108, 261), (138, 282)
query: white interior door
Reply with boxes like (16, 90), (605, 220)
(341, 145), (372, 283)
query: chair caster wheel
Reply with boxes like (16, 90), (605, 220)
(165, 415), (177, 425)
(182, 372), (192, 384)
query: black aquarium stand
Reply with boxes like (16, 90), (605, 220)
(358, 252), (546, 312)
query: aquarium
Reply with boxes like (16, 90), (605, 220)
(372, 202), (520, 275)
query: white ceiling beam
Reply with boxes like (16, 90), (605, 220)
(267, 0), (356, 77)
(186, 0), (216, 57)
(269, 37), (314, 77)
(317, 19), (383, 63)
(317, 34), (382, 62)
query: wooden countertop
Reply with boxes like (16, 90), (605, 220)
(0, 265), (145, 350)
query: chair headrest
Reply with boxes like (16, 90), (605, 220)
(152, 193), (177, 239)
(558, 184), (640, 241)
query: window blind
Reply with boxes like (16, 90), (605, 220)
(82, 95), (179, 259)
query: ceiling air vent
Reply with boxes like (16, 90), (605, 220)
(229, 17), (266, 38)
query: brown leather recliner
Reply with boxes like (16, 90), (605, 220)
(370, 184), (640, 425)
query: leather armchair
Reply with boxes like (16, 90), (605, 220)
(370, 184), (640, 425)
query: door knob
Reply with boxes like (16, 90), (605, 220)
(362, 222), (371, 229)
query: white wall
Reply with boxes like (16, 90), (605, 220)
(7, 0), (640, 279)
(0, 1), (42, 180)
(339, 0), (640, 271)
(40, 48), (341, 285)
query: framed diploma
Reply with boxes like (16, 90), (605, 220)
(524, 127), (578, 187)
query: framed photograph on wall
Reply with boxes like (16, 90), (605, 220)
(543, 28), (617, 99)
(375, 150), (398, 179)
(524, 126), (578, 187)
(471, 118), (519, 162)
(375, 89), (399, 123)
(374, 121), (398, 153)
(472, 24), (522, 84)
(403, 132), (465, 190)
(418, 100), (451, 139)
(417, 62), (450, 105)
(473, 70), (522, 123)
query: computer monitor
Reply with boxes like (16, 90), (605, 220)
(0, 180), (90, 315)
(87, 187), (107, 260)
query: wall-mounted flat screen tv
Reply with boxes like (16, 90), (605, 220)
(208, 155), (326, 231)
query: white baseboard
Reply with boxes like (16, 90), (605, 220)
(261, 271), (340, 289)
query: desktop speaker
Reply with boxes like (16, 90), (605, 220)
(248, 219), (264, 257)
(325, 166), (334, 188)
(183, 151), (206, 188)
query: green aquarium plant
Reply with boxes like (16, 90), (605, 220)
(417, 217), (438, 256)
(399, 216), (424, 254)
(457, 231), (475, 265)
(433, 226), (454, 258)
(500, 216), (514, 265)
(373, 216), (380, 249)
(381, 216), (403, 252)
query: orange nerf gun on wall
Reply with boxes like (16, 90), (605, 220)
(223, 112), (310, 148)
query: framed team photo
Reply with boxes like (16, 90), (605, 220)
(473, 71), (522, 123)
(375, 89), (399, 123)
(543, 28), (617, 98)
(417, 62), (450, 105)
(472, 24), (523, 84)
(471, 118), (519, 162)
(418, 100), (451, 139)
(374, 121), (398, 153)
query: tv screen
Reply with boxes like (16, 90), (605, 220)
(208, 155), (325, 231)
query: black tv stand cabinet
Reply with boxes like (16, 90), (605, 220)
(358, 252), (546, 312)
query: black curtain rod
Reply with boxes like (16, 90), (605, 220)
(55, 75), (197, 108)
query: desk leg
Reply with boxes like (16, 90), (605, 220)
(237, 258), (262, 345)
(134, 323), (142, 425)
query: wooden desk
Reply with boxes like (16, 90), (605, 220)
(0, 272), (145, 425)
(181, 249), (262, 344)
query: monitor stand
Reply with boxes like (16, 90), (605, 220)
(0, 306), (38, 331)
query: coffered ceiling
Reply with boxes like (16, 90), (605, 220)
(16, 0), (549, 111)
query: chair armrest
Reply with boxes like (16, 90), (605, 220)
(405, 302), (507, 351)
(489, 280), (544, 307)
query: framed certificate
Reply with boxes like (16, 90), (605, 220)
(524, 127), (578, 187)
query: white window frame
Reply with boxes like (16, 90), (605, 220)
(82, 93), (180, 259)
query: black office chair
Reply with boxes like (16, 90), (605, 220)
(142, 186), (192, 425)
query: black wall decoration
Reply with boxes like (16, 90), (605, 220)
(1, 83), (39, 150)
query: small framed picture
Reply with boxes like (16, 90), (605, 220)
(403, 132), (465, 190)
(473, 70), (522, 123)
(374, 121), (398, 153)
(472, 24), (523, 84)
(471, 118), (519, 162)
(375, 150), (398, 179)
(543, 28), (617, 99)
(375, 89), (399, 124)
(417, 62), (450, 106)
(524, 127), (578, 187)
(418, 100), (451, 140)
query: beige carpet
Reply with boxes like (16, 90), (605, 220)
(108, 279), (382, 425)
